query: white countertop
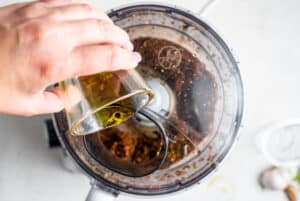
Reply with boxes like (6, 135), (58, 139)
(0, 0), (300, 201)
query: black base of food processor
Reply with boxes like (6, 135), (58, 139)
(44, 119), (61, 148)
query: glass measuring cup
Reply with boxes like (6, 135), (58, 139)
(60, 69), (153, 136)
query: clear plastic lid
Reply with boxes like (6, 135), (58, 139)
(58, 4), (243, 195)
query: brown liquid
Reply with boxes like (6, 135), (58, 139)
(86, 37), (217, 170)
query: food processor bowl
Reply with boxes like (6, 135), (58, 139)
(53, 3), (243, 197)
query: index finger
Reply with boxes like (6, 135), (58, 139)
(58, 19), (133, 51)
(70, 45), (141, 77)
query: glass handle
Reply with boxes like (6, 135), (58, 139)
(85, 181), (119, 201)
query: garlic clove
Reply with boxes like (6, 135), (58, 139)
(259, 166), (298, 190)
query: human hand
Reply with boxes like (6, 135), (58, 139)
(0, 0), (141, 116)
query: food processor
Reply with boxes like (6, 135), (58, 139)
(46, 3), (243, 201)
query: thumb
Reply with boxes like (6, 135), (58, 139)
(32, 90), (64, 114)
(32, 86), (83, 115)
(50, 85), (83, 111)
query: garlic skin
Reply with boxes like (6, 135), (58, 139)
(259, 167), (298, 190)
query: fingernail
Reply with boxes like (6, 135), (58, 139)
(133, 52), (142, 62)
(129, 43), (134, 51)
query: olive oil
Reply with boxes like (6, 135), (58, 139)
(94, 104), (135, 128)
